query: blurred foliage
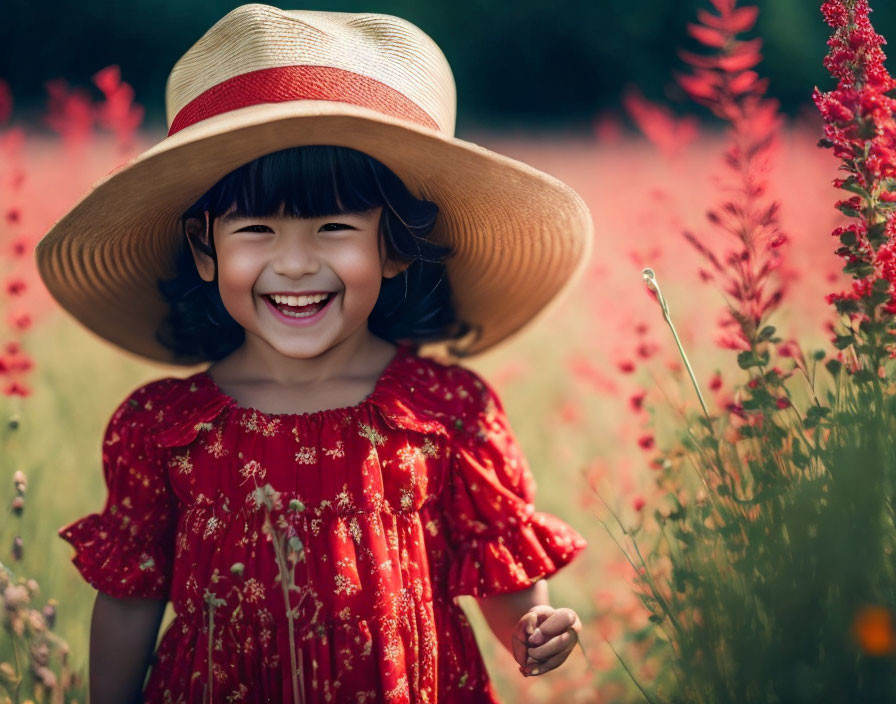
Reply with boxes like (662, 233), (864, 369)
(3, 0), (896, 130)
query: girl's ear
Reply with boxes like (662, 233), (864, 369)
(382, 258), (412, 279)
(184, 216), (216, 283)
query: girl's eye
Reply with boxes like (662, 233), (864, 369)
(236, 224), (273, 233)
(320, 223), (353, 231)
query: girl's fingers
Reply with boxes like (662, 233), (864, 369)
(525, 648), (572, 677)
(511, 610), (541, 668)
(527, 628), (577, 661)
(527, 608), (579, 646)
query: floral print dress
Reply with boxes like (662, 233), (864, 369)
(60, 342), (586, 703)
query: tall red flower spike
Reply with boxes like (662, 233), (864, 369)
(814, 0), (896, 361)
(93, 66), (144, 150)
(678, 0), (788, 352)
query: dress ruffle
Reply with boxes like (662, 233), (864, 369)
(447, 512), (587, 598)
(59, 383), (179, 600)
(59, 513), (172, 600)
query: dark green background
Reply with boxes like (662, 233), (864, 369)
(3, 0), (895, 130)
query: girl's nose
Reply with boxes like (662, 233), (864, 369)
(270, 236), (320, 278)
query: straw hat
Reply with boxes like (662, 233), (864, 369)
(35, 3), (593, 365)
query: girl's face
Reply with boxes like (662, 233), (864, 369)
(186, 206), (408, 361)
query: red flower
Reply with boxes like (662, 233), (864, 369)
(9, 237), (28, 259)
(638, 434), (655, 450)
(776, 397), (791, 410)
(5, 208), (20, 225)
(8, 313), (31, 332)
(5, 279), (26, 297)
(677, 1), (788, 351)
(3, 381), (30, 398)
(709, 372), (723, 391)
(629, 391), (647, 412)
(618, 360), (636, 374)
(633, 496), (647, 512)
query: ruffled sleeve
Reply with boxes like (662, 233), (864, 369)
(59, 383), (179, 600)
(443, 368), (586, 598)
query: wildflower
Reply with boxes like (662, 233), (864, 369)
(42, 600), (57, 629)
(633, 496), (647, 512)
(44, 79), (94, 145)
(618, 360), (636, 374)
(5, 278), (25, 297)
(93, 66), (145, 149)
(8, 313), (31, 331)
(629, 391), (647, 412)
(4, 381), (30, 398)
(11, 496), (23, 515)
(289, 499), (306, 513)
(638, 434), (656, 450)
(816, 0), (896, 357)
(851, 605), (896, 656)
(10, 237), (28, 258)
(622, 86), (699, 159)
(677, 0), (788, 351)
(775, 397), (791, 410)
(5, 208), (20, 224)
(709, 372), (723, 391)
(10, 536), (23, 561)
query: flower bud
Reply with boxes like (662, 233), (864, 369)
(42, 601), (57, 630)
(10, 496), (23, 516)
(289, 499), (305, 513)
(10, 536), (22, 561)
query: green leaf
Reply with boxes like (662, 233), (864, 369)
(836, 203), (862, 218)
(833, 335), (855, 350)
(757, 325), (777, 342)
(840, 176), (870, 198)
(867, 221), (887, 245)
(737, 350), (769, 369)
(853, 369), (875, 384)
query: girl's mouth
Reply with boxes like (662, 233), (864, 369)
(263, 292), (336, 325)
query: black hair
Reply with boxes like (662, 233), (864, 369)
(155, 145), (476, 363)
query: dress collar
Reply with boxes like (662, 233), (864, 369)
(151, 342), (453, 448)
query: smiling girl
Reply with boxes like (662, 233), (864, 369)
(39, 6), (593, 703)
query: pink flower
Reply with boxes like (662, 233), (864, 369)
(637, 434), (655, 450)
(5, 279), (25, 297)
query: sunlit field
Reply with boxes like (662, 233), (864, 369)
(0, 112), (847, 701)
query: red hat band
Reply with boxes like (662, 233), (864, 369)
(168, 64), (441, 137)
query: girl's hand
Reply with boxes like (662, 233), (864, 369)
(511, 604), (582, 677)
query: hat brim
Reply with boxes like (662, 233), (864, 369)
(35, 100), (594, 366)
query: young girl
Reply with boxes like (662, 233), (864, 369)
(38, 5), (593, 703)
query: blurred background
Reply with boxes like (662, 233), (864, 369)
(5, 0), (896, 130)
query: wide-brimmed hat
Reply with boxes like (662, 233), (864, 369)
(35, 3), (593, 365)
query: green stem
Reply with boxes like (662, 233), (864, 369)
(642, 269), (714, 431)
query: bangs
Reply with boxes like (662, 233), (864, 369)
(198, 145), (388, 219)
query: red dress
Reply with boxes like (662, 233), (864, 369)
(60, 342), (586, 703)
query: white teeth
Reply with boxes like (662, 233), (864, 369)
(269, 293), (329, 307)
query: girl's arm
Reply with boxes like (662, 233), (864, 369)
(475, 579), (550, 655)
(475, 580), (582, 676)
(89, 592), (167, 704)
